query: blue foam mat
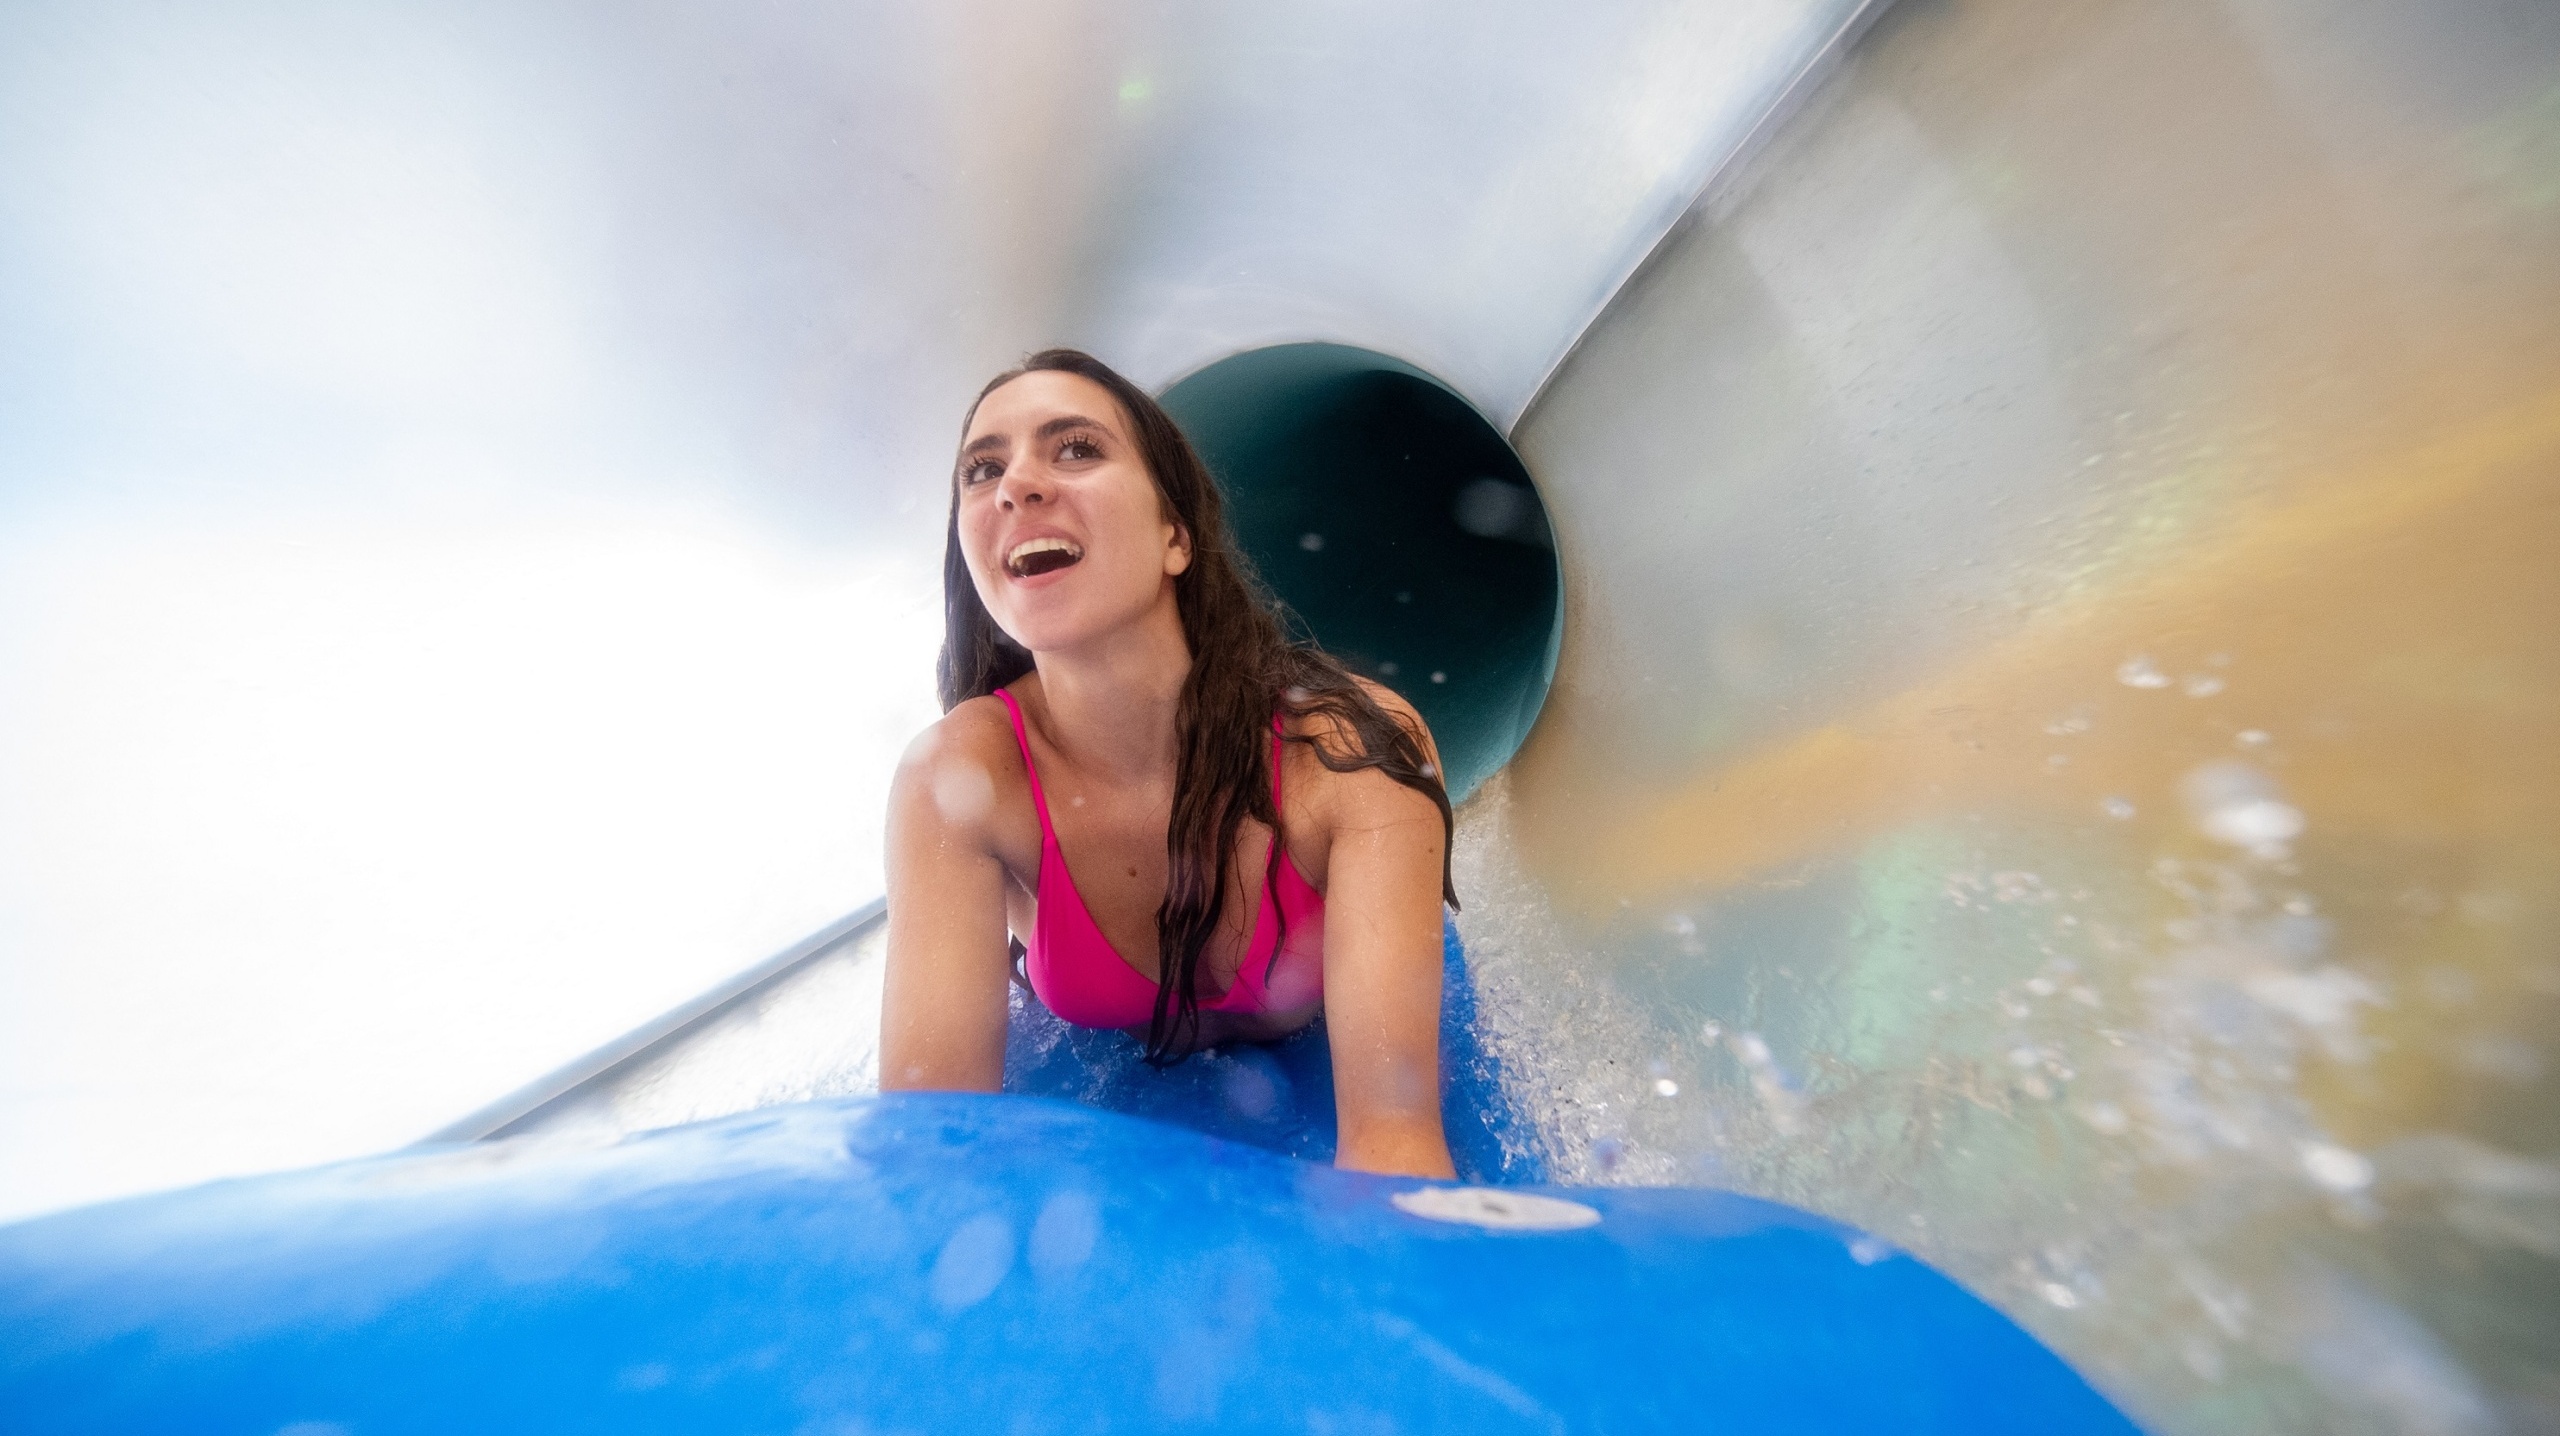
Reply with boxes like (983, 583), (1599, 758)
(0, 1091), (2138, 1434)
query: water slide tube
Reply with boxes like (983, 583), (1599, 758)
(5, 0), (2557, 1431)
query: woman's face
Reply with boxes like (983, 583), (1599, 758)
(955, 370), (1191, 656)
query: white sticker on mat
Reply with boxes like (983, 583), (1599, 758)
(1391, 1186), (1601, 1232)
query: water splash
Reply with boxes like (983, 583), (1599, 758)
(1441, 768), (2534, 1436)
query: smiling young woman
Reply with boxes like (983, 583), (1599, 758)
(879, 348), (1459, 1179)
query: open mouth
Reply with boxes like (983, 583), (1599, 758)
(1004, 536), (1084, 578)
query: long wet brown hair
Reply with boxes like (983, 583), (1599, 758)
(938, 348), (1457, 1063)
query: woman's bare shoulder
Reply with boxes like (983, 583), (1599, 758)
(1287, 675), (1433, 759)
(1349, 675), (1426, 731)
(1285, 676), (1444, 822)
(899, 694), (1018, 766)
(889, 695), (1024, 834)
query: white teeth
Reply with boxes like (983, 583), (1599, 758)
(1005, 536), (1083, 572)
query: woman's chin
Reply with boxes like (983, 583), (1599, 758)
(996, 618), (1094, 656)
(995, 601), (1163, 659)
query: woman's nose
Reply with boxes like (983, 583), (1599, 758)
(996, 463), (1049, 509)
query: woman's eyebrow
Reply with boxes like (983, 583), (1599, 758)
(961, 413), (1115, 458)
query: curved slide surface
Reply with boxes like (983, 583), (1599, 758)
(0, 0), (2550, 1430)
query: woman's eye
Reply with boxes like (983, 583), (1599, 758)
(1058, 436), (1101, 461)
(960, 459), (1001, 486)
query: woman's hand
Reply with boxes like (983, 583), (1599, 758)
(878, 706), (1017, 1093)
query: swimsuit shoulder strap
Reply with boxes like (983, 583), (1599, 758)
(992, 688), (1056, 836)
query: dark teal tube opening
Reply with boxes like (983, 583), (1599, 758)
(1159, 343), (1561, 802)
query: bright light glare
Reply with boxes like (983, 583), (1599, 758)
(0, 511), (943, 1223)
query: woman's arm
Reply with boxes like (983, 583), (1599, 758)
(879, 714), (1015, 1092)
(1318, 696), (1458, 1180)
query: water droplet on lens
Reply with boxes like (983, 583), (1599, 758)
(1028, 1190), (1100, 1279)
(1453, 477), (1533, 538)
(1220, 1059), (1278, 1119)
(1653, 1078), (1679, 1098)
(933, 764), (995, 822)
(1299, 532), (1324, 551)
(2182, 761), (2304, 855)
(2116, 655), (2172, 688)
(929, 1214), (1016, 1312)
(2210, 799), (2303, 849)
(1429, 671), (1446, 684)
(2299, 1141), (2374, 1192)
(2081, 1101), (2130, 1135)
(2100, 796), (2137, 820)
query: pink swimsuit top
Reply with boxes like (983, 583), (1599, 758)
(996, 687), (1326, 1029)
